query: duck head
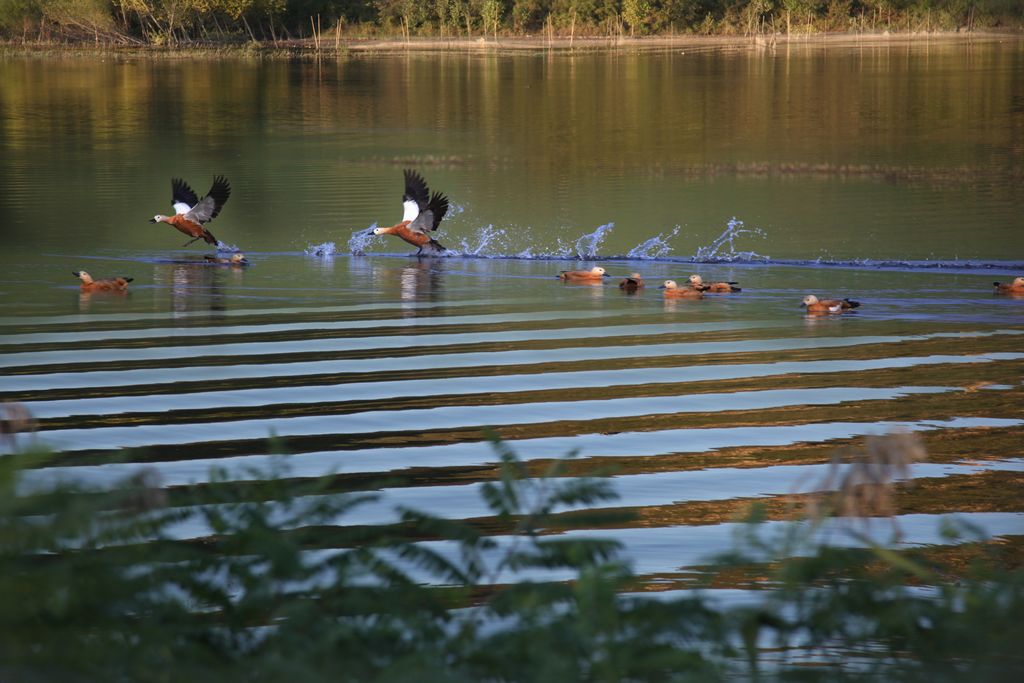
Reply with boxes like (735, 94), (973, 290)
(801, 295), (820, 308)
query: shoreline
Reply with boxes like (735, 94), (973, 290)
(2, 29), (1021, 58)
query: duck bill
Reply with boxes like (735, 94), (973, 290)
(148, 218), (158, 223)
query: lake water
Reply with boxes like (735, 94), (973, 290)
(1, 39), (1022, 587)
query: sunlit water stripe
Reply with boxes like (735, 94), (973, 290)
(7, 332), (1021, 393)
(280, 459), (1024, 526)
(21, 416), (1017, 489)
(0, 307), (697, 346)
(5, 385), (955, 455)
(373, 513), (1024, 586)
(0, 297), (543, 328)
(62, 461), (1023, 552)
(21, 352), (1024, 420)
(0, 322), (808, 368)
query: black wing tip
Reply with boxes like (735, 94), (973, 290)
(403, 169), (430, 205)
(428, 190), (449, 231)
(171, 177), (199, 206)
(211, 174), (231, 195)
(846, 299), (861, 308)
(123, 277), (134, 283)
(731, 286), (742, 292)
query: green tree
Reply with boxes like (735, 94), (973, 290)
(480, 0), (503, 37)
(622, 0), (650, 35)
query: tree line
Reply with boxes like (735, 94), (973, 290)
(0, 0), (1020, 45)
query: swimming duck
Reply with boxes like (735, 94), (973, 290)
(801, 294), (860, 314)
(660, 280), (704, 299)
(688, 274), (741, 293)
(559, 266), (608, 282)
(372, 169), (449, 255)
(150, 176), (231, 247)
(993, 277), (1024, 294)
(204, 253), (249, 266)
(73, 271), (133, 292)
(619, 273), (644, 292)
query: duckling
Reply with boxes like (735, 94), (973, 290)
(688, 274), (741, 293)
(618, 273), (645, 292)
(559, 266), (608, 282)
(204, 253), (249, 266)
(993, 277), (1024, 294)
(660, 280), (704, 299)
(801, 294), (860, 315)
(73, 271), (133, 292)
(150, 175), (230, 247)
(372, 169), (449, 255)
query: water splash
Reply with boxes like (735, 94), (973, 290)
(455, 224), (510, 256)
(305, 241), (338, 257)
(347, 224), (379, 255)
(215, 241), (241, 253)
(574, 223), (614, 259)
(691, 218), (768, 262)
(626, 225), (681, 259)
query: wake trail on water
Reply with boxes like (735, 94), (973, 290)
(303, 216), (1022, 273)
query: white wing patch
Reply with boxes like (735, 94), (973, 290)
(828, 303), (843, 313)
(401, 199), (419, 223)
(173, 201), (192, 215)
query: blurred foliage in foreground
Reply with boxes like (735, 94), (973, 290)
(0, 0), (1021, 45)
(1, 433), (1022, 681)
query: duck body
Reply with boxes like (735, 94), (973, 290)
(688, 274), (741, 292)
(559, 266), (608, 282)
(374, 222), (445, 253)
(619, 273), (644, 292)
(660, 280), (704, 299)
(151, 176), (230, 247)
(73, 271), (132, 292)
(801, 295), (860, 314)
(204, 253), (249, 266)
(993, 277), (1024, 294)
(373, 170), (449, 255)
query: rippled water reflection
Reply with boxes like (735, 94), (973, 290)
(1, 43), (1022, 585)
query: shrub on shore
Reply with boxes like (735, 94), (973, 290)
(1, 0), (1022, 47)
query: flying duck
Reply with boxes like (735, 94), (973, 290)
(993, 277), (1024, 294)
(559, 266), (608, 282)
(204, 253), (249, 266)
(801, 294), (860, 314)
(73, 271), (133, 292)
(619, 273), (645, 292)
(150, 176), (231, 247)
(660, 280), (704, 299)
(372, 170), (449, 255)
(688, 274), (741, 293)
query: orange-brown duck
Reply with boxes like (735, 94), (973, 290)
(73, 271), (133, 292)
(372, 169), (450, 256)
(801, 294), (860, 315)
(150, 176), (230, 247)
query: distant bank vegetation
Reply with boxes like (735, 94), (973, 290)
(0, 1), (1021, 47)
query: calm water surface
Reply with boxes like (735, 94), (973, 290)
(1, 40), (1022, 587)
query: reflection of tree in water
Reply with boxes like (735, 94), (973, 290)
(151, 260), (228, 316)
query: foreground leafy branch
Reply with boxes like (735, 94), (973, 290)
(0, 434), (1021, 681)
